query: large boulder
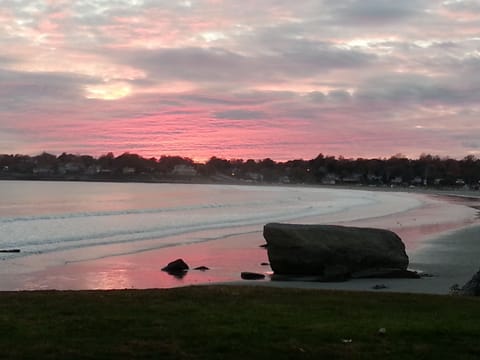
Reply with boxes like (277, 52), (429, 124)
(263, 223), (410, 280)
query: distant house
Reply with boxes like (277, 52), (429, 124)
(172, 164), (197, 177)
(245, 172), (263, 182)
(390, 176), (403, 185)
(65, 162), (82, 173)
(33, 166), (54, 175)
(366, 174), (383, 184)
(122, 167), (136, 175)
(85, 165), (101, 175)
(99, 168), (112, 175)
(411, 176), (423, 185)
(342, 173), (363, 184)
(321, 173), (339, 185)
(58, 162), (83, 175)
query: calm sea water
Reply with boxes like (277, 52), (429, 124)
(0, 181), (421, 265)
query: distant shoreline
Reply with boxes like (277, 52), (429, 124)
(2, 175), (480, 203)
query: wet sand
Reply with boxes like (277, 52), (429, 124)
(1, 190), (479, 293)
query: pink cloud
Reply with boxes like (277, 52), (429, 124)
(1, 1), (479, 161)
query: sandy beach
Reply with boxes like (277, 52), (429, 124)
(0, 188), (477, 294)
(219, 191), (480, 295)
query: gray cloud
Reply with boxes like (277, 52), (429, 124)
(213, 109), (268, 120)
(356, 73), (478, 105)
(0, 56), (15, 67)
(308, 92), (327, 102)
(328, 90), (352, 102)
(182, 91), (296, 106)
(118, 44), (375, 85)
(443, 0), (480, 12)
(332, 0), (428, 23)
(0, 69), (91, 111)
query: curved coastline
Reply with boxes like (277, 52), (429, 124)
(233, 191), (480, 294)
(0, 185), (479, 292)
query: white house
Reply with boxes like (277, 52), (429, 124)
(172, 164), (197, 177)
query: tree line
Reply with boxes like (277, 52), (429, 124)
(1, 152), (479, 188)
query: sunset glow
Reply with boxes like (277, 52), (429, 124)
(1, 1), (480, 161)
(85, 82), (132, 100)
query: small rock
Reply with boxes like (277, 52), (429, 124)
(193, 266), (210, 271)
(241, 272), (265, 280)
(0, 249), (20, 253)
(162, 259), (189, 274)
(372, 284), (388, 290)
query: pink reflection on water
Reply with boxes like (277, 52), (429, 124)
(20, 232), (270, 290)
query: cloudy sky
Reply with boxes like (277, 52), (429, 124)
(1, 0), (479, 161)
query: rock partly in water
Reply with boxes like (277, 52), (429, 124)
(460, 269), (480, 296)
(241, 272), (265, 280)
(162, 259), (189, 275)
(264, 223), (410, 281)
(193, 266), (210, 271)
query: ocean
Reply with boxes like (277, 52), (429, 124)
(0, 181), (425, 263)
(1, 180), (439, 290)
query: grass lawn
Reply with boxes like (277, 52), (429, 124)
(0, 285), (479, 359)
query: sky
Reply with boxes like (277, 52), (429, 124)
(1, 0), (479, 162)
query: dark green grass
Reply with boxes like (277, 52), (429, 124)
(0, 286), (479, 359)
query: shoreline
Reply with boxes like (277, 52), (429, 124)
(221, 192), (480, 295)
(1, 188), (478, 293)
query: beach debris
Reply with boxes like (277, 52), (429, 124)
(372, 284), (388, 290)
(241, 272), (265, 280)
(161, 258), (189, 275)
(260, 262), (270, 266)
(193, 266), (210, 271)
(458, 269), (480, 296)
(341, 339), (353, 344)
(0, 249), (20, 253)
(378, 328), (387, 336)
